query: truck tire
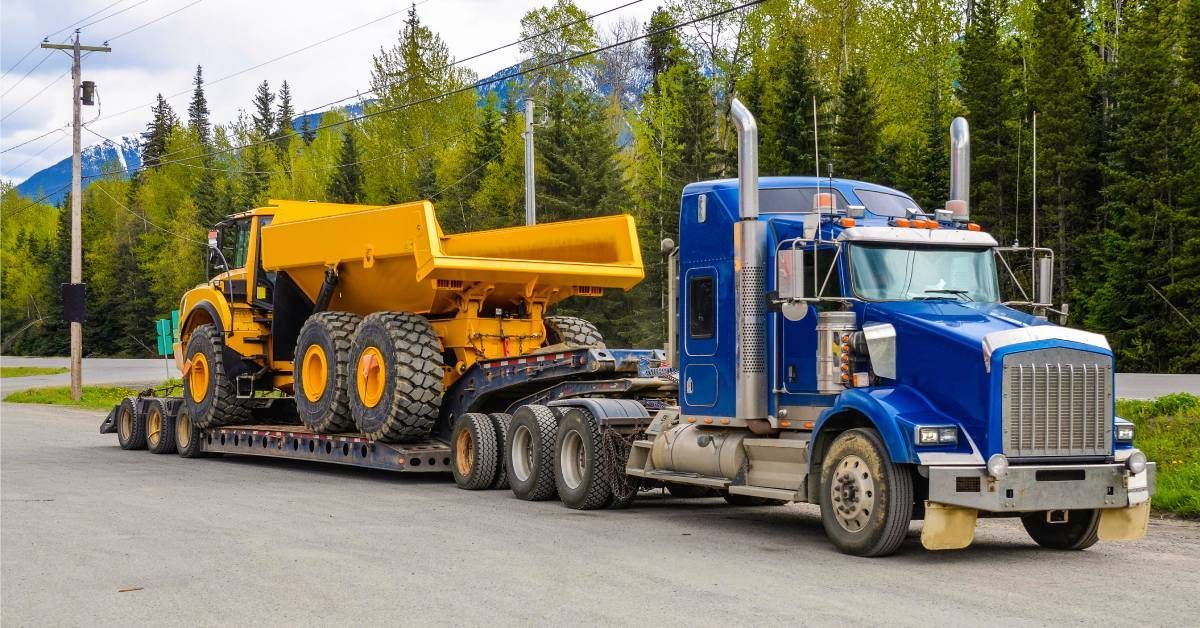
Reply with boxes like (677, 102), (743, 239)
(116, 397), (147, 451)
(145, 398), (177, 454)
(451, 413), (498, 490)
(174, 406), (208, 458)
(183, 324), (251, 429)
(543, 316), (605, 348)
(488, 413), (513, 489)
(348, 312), (444, 442)
(554, 406), (612, 510)
(1020, 510), (1101, 550)
(819, 428), (913, 557)
(723, 493), (788, 507)
(294, 311), (361, 433)
(507, 405), (560, 501)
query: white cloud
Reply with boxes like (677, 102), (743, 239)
(1, 0), (656, 182)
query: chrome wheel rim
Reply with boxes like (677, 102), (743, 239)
(511, 425), (534, 483)
(560, 430), (585, 490)
(831, 454), (876, 533)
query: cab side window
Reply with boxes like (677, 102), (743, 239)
(220, 219), (251, 270)
(689, 275), (715, 339)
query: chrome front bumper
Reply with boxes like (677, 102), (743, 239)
(927, 462), (1156, 513)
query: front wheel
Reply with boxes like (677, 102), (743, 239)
(819, 428), (913, 557)
(1021, 510), (1100, 550)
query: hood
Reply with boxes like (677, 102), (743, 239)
(865, 301), (1050, 351)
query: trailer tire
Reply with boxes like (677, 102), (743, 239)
(175, 406), (207, 458)
(488, 413), (513, 489)
(451, 413), (498, 490)
(1020, 510), (1100, 550)
(507, 405), (561, 501)
(723, 493), (788, 507)
(295, 311), (361, 433)
(554, 406), (612, 510)
(183, 324), (252, 428)
(145, 399), (177, 454)
(116, 397), (147, 451)
(543, 316), (605, 348)
(819, 428), (913, 557)
(349, 312), (444, 442)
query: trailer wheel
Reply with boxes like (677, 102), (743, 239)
(723, 493), (788, 507)
(295, 311), (361, 433)
(1020, 510), (1100, 550)
(555, 406), (612, 510)
(349, 312), (444, 442)
(183, 324), (251, 428)
(819, 428), (913, 557)
(451, 413), (498, 490)
(175, 406), (208, 458)
(116, 397), (147, 451)
(543, 316), (606, 348)
(487, 413), (513, 490)
(145, 399), (177, 454)
(507, 405), (561, 501)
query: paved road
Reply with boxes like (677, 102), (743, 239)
(2, 400), (1198, 626)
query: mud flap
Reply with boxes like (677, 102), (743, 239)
(99, 405), (119, 434)
(1098, 500), (1151, 541)
(921, 501), (978, 550)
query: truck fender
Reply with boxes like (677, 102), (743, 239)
(547, 398), (649, 425)
(185, 301), (226, 336)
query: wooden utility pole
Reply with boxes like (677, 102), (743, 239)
(42, 32), (110, 401)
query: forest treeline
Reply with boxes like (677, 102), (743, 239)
(2, 0), (1198, 372)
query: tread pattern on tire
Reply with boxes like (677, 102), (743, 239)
(1020, 510), (1100, 550)
(175, 407), (207, 458)
(294, 311), (361, 433)
(350, 312), (444, 442)
(508, 405), (560, 501)
(116, 397), (147, 451)
(820, 428), (913, 557)
(452, 413), (498, 490)
(543, 316), (605, 348)
(556, 406), (612, 510)
(488, 413), (513, 490)
(145, 398), (177, 454)
(184, 324), (252, 429)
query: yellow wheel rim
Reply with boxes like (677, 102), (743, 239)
(302, 344), (329, 403)
(455, 427), (474, 476)
(177, 411), (192, 450)
(118, 406), (133, 440)
(189, 353), (209, 403)
(356, 346), (386, 408)
(147, 406), (162, 447)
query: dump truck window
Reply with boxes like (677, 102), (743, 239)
(220, 219), (251, 270)
(689, 275), (715, 339)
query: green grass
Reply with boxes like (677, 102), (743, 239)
(3, 379), (181, 411)
(0, 366), (69, 378)
(1117, 393), (1200, 517)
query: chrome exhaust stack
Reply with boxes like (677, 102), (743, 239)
(947, 116), (970, 222)
(730, 98), (767, 421)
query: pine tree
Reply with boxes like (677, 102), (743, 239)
(916, 83), (949, 211)
(830, 62), (881, 182)
(238, 145), (269, 210)
(300, 111), (315, 145)
(251, 80), (275, 139)
(187, 65), (211, 147)
(140, 94), (177, 170)
(275, 80), (295, 154)
(327, 129), (364, 203)
(644, 7), (682, 94)
(958, 0), (1011, 233)
(757, 27), (827, 176)
(194, 167), (222, 226)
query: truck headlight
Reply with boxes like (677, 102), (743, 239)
(1115, 424), (1135, 443)
(917, 426), (958, 445)
(1126, 450), (1147, 474)
(987, 453), (1009, 478)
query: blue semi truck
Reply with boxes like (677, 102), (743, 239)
(106, 99), (1154, 556)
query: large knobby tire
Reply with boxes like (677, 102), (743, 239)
(1021, 510), (1101, 550)
(451, 413), (498, 490)
(174, 406), (208, 458)
(116, 397), (146, 451)
(294, 311), (361, 433)
(145, 399), (177, 455)
(488, 413), (513, 490)
(819, 428), (914, 557)
(543, 316), (605, 348)
(507, 405), (560, 501)
(555, 406), (612, 510)
(182, 324), (251, 429)
(348, 312), (444, 442)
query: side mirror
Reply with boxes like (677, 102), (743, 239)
(208, 247), (226, 275)
(1037, 256), (1053, 306)
(777, 245), (809, 321)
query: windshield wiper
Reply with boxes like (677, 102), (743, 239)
(924, 289), (973, 302)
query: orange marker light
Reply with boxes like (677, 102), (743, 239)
(687, 417), (697, 423)
(720, 418), (730, 425)
(703, 417), (713, 424)
(780, 420), (792, 428)
(894, 218), (910, 228)
(804, 421), (815, 429)
(839, 217), (856, 228)
(967, 223), (982, 232)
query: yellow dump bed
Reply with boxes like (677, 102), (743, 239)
(259, 199), (643, 315)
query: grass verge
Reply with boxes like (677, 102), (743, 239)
(1117, 393), (1200, 517)
(3, 379), (180, 411)
(0, 366), (69, 378)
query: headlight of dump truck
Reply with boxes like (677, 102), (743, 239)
(1115, 423), (1135, 443)
(916, 426), (958, 445)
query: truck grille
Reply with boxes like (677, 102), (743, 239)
(1001, 348), (1112, 458)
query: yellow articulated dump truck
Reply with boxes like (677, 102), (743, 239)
(171, 199), (646, 445)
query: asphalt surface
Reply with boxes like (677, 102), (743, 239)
(2, 359), (1199, 626)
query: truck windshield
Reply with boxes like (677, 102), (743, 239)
(850, 244), (999, 302)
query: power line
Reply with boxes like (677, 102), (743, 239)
(103, 0), (204, 43)
(1, 67), (72, 123)
(138, 0), (764, 175)
(2, 51), (55, 97)
(92, 181), (206, 245)
(5, 131), (69, 173)
(1, 0), (126, 81)
(76, 0), (152, 33)
(1, 125), (69, 154)
(0, 182), (71, 218)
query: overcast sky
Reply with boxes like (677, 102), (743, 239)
(0, 0), (656, 183)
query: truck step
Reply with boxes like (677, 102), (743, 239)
(243, 336), (269, 344)
(626, 468), (730, 489)
(728, 484), (802, 502)
(253, 317), (272, 324)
